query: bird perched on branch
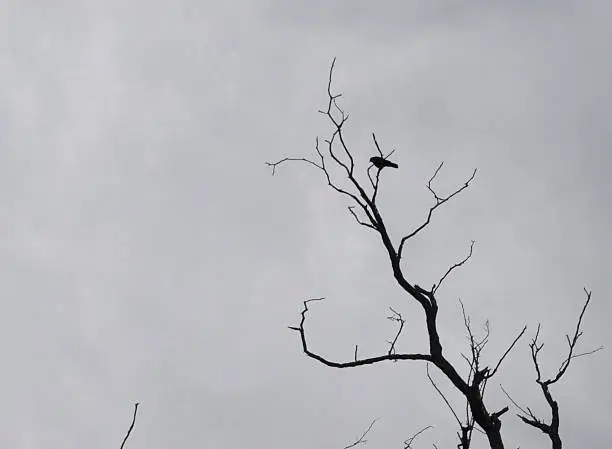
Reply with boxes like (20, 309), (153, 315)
(370, 156), (399, 169)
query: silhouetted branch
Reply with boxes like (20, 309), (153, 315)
(265, 157), (323, 175)
(119, 403), (139, 449)
(289, 298), (432, 368)
(500, 384), (530, 417)
(427, 364), (462, 426)
(397, 163), (476, 261)
(515, 288), (602, 449)
(403, 425), (433, 449)
(427, 364), (477, 449)
(433, 240), (475, 295)
(487, 325), (528, 379)
(344, 419), (378, 449)
(458, 299), (525, 393)
(551, 288), (603, 384)
(386, 307), (406, 356)
(458, 299), (489, 384)
(368, 133), (396, 202)
(348, 205), (377, 230)
(266, 63), (383, 233)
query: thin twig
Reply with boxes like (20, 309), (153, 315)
(397, 163), (476, 260)
(344, 419), (378, 449)
(551, 288), (602, 384)
(403, 425), (434, 449)
(386, 307), (406, 356)
(265, 157), (323, 175)
(500, 384), (530, 417)
(427, 365), (461, 426)
(119, 403), (139, 449)
(433, 240), (475, 294)
(487, 325), (528, 378)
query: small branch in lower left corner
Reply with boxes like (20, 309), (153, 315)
(119, 402), (140, 449)
(343, 418), (378, 448)
(403, 425), (434, 449)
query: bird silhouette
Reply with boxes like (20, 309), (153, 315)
(370, 156), (398, 169)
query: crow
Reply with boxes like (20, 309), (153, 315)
(370, 156), (399, 169)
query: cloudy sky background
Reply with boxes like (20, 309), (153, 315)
(1, 1), (610, 448)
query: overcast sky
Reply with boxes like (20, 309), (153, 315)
(1, 1), (610, 448)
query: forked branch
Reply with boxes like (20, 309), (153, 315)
(386, 307), (406, 356)
(506, 289), (602, 449)
(397, 162), (477, 261)
(403, 425), (434, 449)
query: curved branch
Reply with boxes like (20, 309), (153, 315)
(288, 299), (432, 368)
(119, 403), (140, 449)
(386, 307), (406, 356)
(403, 425), (433, 449)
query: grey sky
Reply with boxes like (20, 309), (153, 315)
(1, 1), (610, 448)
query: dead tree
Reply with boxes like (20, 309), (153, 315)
(266, 59), (591, 449)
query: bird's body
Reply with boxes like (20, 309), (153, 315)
(370, 156), (398, 169)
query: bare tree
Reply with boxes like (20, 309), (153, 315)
(267, 59), (599, 449)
